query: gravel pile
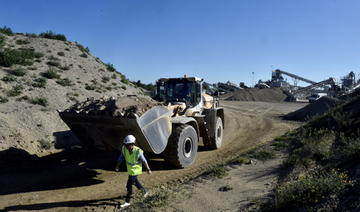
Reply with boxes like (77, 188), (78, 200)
(222, 88), (289, 102)
(283, 96), (340, 121)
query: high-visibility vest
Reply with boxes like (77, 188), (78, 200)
(122, 146), (143, 176)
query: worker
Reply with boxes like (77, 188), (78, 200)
(115, 134), (152, 208)
(177, 83), (191, 101)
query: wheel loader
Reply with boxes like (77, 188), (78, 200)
(59, 76), (224, 168)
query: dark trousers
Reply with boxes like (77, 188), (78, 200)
(125, 175), (145, 202)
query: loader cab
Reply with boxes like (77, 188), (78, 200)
(156, 77), (203, 107)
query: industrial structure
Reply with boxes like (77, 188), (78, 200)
(256, 69), (360, 100)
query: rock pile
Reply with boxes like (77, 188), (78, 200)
(62, 95), (161, 118)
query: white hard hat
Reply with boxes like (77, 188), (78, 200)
(124, 135), (136, 145)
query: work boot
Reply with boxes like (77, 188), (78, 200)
(120, 202), (131, 208)
(143, 192), (149, 198)
(141, 189), (149, 198)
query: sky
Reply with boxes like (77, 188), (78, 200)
(1, 0), (360, 86)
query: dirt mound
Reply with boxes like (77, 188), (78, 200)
(284, 96), (340, 121)
(63, 95), (161, 118)
(0, 32), (145, 155)
(223, 88), (289, 102)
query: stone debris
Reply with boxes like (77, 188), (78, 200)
(63, 95), (162, 118)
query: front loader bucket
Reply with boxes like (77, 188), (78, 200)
(59, 106), (172, 154)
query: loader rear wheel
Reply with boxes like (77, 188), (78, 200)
(208, 117), (223, 149)
(164, 124), (198, 168)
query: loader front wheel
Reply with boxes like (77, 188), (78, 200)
(208, 117), (223, 149)
(164, 124), (198, 168)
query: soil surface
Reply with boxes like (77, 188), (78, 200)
(0, 101), (305, 211)
(168, 155), (284, 212)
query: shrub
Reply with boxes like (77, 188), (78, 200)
(39, 31), (67, 41)
(101, 76), (110, 83)
(2, 75), (16, 82)
(41, 69), (60, 79)
(7, 84), (23, 97)
(27, 66), (37, 70)
(56, 78), (72, 86)
(60, 65), (70, 71)
(0, 35), (5, 48)
(275, 169), (352, 210)
(121, 85), (127, 90)
(0, 48), (38, 67)
(10, 68), (26, 76)
(283, 129), (337, 168)
(57, 52), (65, 56)
(48, 55), (59, 60)
(106, 63), (116, 72)
(121, 77), (129, 84)
(80, 53), (87, 58)
(29, 97), (48, 107)
(142, 189), (170, 208)
(25, 33), (38, 38)
(230, 156), (250, 164)
(111, 73), (116, 79)
(66, 93), (79, 103)
(32, 77), (47, 88)
(46, 61), (60, 67)
(15, 39), (30, 45)
(205, 165), (228, 178)
(85, 84), (95, 90)
(248, 149), (276, 161)
(75, 42), (90, 53)
(0, 26), (14, 36)
(0, 96), (8, 103)
(38, 139), (51, 149)
(119, 73), (129, 84)
(218, 185), (233, 192)
(16, 95), (29, 101)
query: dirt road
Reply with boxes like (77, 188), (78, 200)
(0, 101), (305, 211)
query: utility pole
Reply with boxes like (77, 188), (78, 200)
(252, 72), (255, 87)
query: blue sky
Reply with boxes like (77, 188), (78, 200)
(1, 0), (360, 86)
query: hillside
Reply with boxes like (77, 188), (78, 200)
(263, 95), (360, 211)
(0, 30), (146, 155)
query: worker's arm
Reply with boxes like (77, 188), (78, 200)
(115, 153), (124, 172)
(139, 152), (152, 174)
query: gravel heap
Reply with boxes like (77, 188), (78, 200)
(223, 88), (289, 102)
(283, 96), (340, 121)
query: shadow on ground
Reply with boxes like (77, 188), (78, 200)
(0, 141), (192, 196)
(3, 197), (121, 211)
(0, 147), (113, 196)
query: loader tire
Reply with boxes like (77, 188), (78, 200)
(164, 124), (198, 168)
(208, 117), (223, 149)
